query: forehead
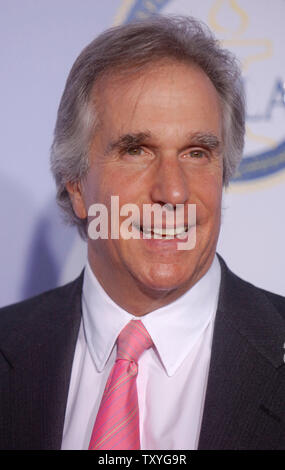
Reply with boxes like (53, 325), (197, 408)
(92, 59), (223, 140)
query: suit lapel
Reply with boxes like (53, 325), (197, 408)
(198, 257), (285, 449)
(0, 273), (83, 450)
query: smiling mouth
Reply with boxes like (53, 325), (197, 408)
(133, 223), (190, 239)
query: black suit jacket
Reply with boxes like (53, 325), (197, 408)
(0, 256), (284, 450)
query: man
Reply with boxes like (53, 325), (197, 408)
(0, 15), (284, 450)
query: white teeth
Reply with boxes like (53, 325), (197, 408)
(142, 226), (188, 238)
(152, 227), (186, 236)
(133, 222), (188, 238)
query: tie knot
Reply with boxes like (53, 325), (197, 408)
(116, 320), (153, 364)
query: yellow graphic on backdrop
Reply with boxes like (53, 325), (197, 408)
(209, 0), (274, 152)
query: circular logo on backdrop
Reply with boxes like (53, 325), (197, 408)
(118, 0), (285, 184)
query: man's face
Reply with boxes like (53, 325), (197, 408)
(74, 60), (224, 301)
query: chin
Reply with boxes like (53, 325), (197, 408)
(135, 264), (193, 294)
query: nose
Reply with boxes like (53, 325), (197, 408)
(150, 155), (189, 207)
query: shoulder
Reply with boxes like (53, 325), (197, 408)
(216, 254), (285, 368)
(0, 272), (84, 319)
(258, 288), (285, 320)
(217, 253), (285, 324)
(0, 272), (84, 345)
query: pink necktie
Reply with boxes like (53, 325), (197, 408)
(88, 320), (153, 450)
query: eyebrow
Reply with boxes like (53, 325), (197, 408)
(105, 130), (222, 154)
(105, 132), (152, 154)
(186, 132), (222, 151)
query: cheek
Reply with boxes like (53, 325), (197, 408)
(83, 165), (114, 208)
(194, 175), (223, 221)
(104, 169), (145, 207)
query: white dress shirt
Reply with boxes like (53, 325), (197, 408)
(61, 255), (221, 450)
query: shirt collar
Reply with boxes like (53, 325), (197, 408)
(82, 255), (221, 377)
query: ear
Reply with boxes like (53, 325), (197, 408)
(65, 181), (87, 219)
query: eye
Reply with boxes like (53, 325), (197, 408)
(189, 149), (206, 159)
(123, 146), (155, 162)
(180, 148), (209, 162)
(126, 146), (143, 156)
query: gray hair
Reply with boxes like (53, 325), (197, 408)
(50, 15), (245, 238)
